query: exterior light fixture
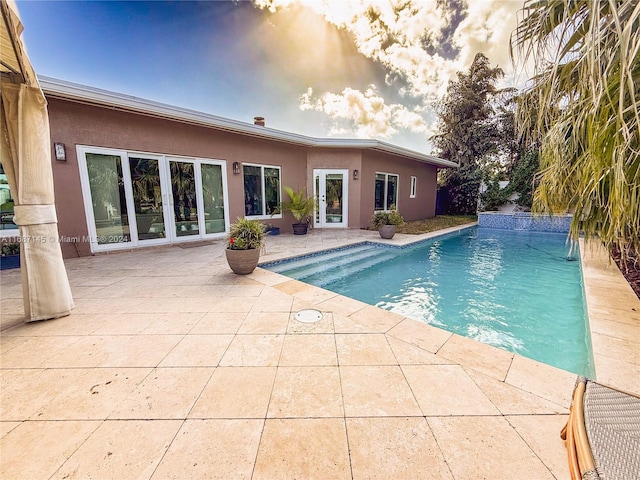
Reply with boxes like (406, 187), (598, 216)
(54, 142), (66, 161)
(233, 162), (241, 175)
(353, 169), (359, 180)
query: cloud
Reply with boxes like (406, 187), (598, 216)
(453, 1), (523, 85)
(255, 0), (520, 144)
(300, 86), (429, 139)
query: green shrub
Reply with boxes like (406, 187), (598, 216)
(227, 217), (265, 250)
(370, 207), (405, 229)
(479, 175), (510, 211)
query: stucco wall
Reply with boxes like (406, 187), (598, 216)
(47, 98), (307, 257)
(306, 149), (362, 229)
(359, 151), (438, 226)
(46, 97), (444, 257)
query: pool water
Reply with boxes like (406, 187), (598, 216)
(263, 227), (595, 376)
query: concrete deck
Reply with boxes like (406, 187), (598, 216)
(1, 226), (638, 479)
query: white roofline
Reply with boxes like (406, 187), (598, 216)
(38, 76), (458, 168)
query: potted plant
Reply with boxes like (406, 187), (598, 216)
(264, 224), (280, 235)
(280, 186), (316, 235)
(370, 206), (404, 239)
(225, 217), (265, 274)
(0, 241), (20, 270)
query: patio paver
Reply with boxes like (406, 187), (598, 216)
(1, 226), (638, 479)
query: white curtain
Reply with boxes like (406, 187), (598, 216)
(1, 0), (74, 321)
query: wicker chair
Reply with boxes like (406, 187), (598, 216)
(561, 377), (640, 480)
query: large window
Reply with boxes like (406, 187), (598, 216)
(243, 164), (281, 218)
(374, 172), (399, 211)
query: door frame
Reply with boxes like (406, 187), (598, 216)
(78, 145), (230, 254)
(313, 168), (349, 229)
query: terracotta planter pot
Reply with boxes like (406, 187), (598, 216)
(225, 248), (260, 275)
(378, 225), (397, 239)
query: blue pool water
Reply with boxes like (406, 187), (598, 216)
(263, 227), (595, 376)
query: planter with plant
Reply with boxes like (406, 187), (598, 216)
(370, 207), (404, 239)
(225, 217), (265, 274)
(280, 186), (316, 235)
(0, 241), (20, 270)
(264, 224), (280, 236)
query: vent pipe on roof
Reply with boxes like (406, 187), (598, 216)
(254, 116), (265, 126)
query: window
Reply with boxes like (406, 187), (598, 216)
(243, 163), (281, 218)
(374, 172), (399, 211)
(410, 176), (417, 198)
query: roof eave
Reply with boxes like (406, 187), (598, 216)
(38, 75), (457, 168)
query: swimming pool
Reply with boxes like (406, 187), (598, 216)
(263, 226), (595, 376)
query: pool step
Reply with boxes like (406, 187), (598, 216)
(266, 243), (375, 274)
(272, 244), (397, 286)
(300, 249), (398, 287)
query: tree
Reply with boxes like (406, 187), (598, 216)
(488, 91), (541, 211)
(432, 53), (507, 214)
(512, 0), (640, 260)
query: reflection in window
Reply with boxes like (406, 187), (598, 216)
(326, 174), (343, 222)
(243, 164), (281, 217)
(0, 163), (16, 231)
(86, 153), (131, 244)
(129, 157), (165, 240)
(387, 174), (398, 209)
(374, 172), (399, 211)
(201, 163), (225, 234)
(170, 161), (198, 237)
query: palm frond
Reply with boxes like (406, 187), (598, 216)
(512, 0), (640, 259)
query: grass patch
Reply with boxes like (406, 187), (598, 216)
(397, 215), (477, 234)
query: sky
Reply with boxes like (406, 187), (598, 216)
(16, 0), (526, 153)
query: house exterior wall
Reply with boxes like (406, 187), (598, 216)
(306, 149), (362, 229)
(46, 96), (444, 258)
(359, 151), (438, 226)
(47, 98), (307, 257)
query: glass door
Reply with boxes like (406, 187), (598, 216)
(79, 147), (229, 253)
(314, 169), (348, 228)
(200, 162), (226, 234)
(128, 156), (169, 244)
(83, 151), (133, 249)
(169, 160), (199, 238)
(166, 159), (228, 239)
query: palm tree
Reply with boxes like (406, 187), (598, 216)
(511, 0), (640, 260)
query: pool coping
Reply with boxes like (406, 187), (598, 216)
(578, 239), (640, 395)
(259, 223), (640, 396)
(3, 223), (637, 478)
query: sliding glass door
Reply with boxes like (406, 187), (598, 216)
(84, 152), (132, 246)
(169, 160), (199, 238)
(130, 155), (167, 243)
(78, 147), (228, 253)
(200, 163), (226, 234)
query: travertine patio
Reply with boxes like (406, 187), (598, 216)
(1, 226), (638, 479)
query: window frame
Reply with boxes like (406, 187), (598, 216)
(374, 171), (399, 211)
(242, 162), (282, 220)
(410, 176), (417, 198)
